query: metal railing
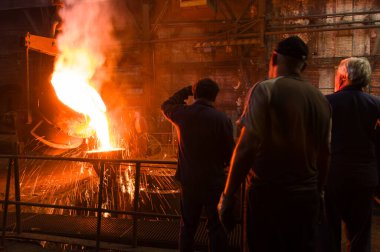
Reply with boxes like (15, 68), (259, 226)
(0, 154), (178, 251)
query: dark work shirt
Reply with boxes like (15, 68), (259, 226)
(326, 86), (380, 187)
(161, 87), (235, 190)
(240, 76), (331, 190)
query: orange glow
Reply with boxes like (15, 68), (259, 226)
(49, 0), (121, 151)
(51, 49), (112, 150)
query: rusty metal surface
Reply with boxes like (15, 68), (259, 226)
(25, 33), (58, 56)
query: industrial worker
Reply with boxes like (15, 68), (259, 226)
(133, 110), (149, 157)
(161, 78), (235, 252)
(325, 57), (380, 252)
(218, 36), (331, 252)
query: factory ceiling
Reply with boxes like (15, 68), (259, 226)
(0, 0), (379, 48)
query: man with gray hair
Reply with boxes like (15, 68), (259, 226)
(325, 57), (380, 252)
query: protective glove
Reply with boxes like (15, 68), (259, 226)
(217, 192), (236, 233)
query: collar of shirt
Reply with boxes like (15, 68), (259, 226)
(339, 85), (362, 92)
(193, 99), (215, 108)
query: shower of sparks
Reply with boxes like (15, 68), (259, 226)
(1, 137), (180, 218)
(0, 0), (182, 224)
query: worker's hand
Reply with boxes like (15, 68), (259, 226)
(182, 85), (193, 96)
(217, 192), (236, 233)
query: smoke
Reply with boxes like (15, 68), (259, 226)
(52, 0), (137, 149)
(56, 0), (123, 90)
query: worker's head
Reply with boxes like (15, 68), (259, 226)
(268, 36), (309, 78)
(192, 78), (220, 102)
(334, 57), (372, 92)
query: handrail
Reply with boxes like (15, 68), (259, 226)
(0, 154), (178, 251)
(132, 162), (141, 247)
(95, 162), (105, 250)
(0, 154), (178, 165)
(1, 158), (13, 247)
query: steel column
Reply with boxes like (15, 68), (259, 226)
(14, 158), (21, 234)
(95, 162), (105, 252)
(132, 162), (142, 248)
(1, 159), (13, 247)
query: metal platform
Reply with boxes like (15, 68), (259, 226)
(1, 212), (242, 251)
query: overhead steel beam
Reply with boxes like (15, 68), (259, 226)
(271, 19), (380, 28)
(0, 0), (60, 10)
(22, 9), (41, 35)
(155, 10), (380, 27)
(180, 0), (207, 7)
(258, 0), (266, 46)
(265, 24), (380, 35)
(271, 10), (380, 21)
(25, 32), (58, 56)
(374, 28), (380, 55)
(219, 0), (236, 21)
(237, 0), (254, 22)
(124, 1), (143, 37)
(156, 19), (251, 27)
(194, 38), (260, 48)
(137, 23), (380, 45)
(151, 0), (170, 34)
(142, 1), (150, 40)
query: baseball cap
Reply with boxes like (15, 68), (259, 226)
(275, 36), (308, 60)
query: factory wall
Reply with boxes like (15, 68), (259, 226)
(0, 0), (379, 151)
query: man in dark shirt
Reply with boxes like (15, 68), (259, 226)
(161, 78), (235, 252)
(218, 36), (331, 252)
(325, 57), (380, 252)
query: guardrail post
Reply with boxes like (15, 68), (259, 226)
(132, 162), (141, 248)
(1, 158), (13, 247)
(95, 161), (105, 252)
(240, 180), (246, 251)
(14, 158), (21, 234)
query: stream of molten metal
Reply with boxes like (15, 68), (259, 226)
(51, 50), (112, 150)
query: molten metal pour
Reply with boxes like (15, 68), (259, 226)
(86, 148), (125, 217)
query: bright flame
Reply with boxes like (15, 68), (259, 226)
(50, 0), (125, 150)
(51, 49), (111, 150)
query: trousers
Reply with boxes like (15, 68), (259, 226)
(179, 185), (228, 252)
(246, 186), (320, 252)
(325, 184), (374, 252)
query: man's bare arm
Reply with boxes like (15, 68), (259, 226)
(223, 127), (256, 198)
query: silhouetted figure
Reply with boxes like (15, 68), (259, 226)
(161, 78), (234, 252)
(218, 36), (331, 252)
(133, 110), (149, 157)
(325, 57), (380, 252)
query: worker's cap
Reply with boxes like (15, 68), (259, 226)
(193, 78), (219, 101)
(275, 36), (308, 61)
